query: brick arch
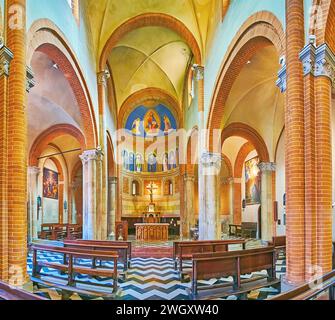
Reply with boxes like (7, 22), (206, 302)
(221, 154), (233, 178)
(71, 160), (83, 183)
(234, 142), (255, 178)
(118, 87), (182, 129)
(99, 12), (202, 71)
(207, 11), (285, 148)
(29, 124), (86, 167)
(186, 126), (198, 175)
(221, 123), (270, 163)
(27, 19), (97, 148)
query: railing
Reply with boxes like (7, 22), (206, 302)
(269, 270), (335, 300)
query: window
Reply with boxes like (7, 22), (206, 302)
(132, 181), (140, 196)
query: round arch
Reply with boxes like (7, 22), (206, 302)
(221, 123), (270, 163)
(27, 19), (97, 148)
(186, 126), (199, 175)
(207, 11), (285, 148)
(99, 12), (202, 71)
(234, 141), (256, 178)
(221, 154), (233, 178)
(118, 87), (182, 129)
(107, 131), (116, 177)
(29, 124), (86, 167)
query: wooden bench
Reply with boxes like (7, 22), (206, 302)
(63, 240), (130, 272)
(31, 244), (119, 299)
(0, 281), (47, 300)
(66, 224), (82, 240)
(173, 240), (247, 278)
(269, 236), (286, 258)
(39, 224), (67, 240)
(189, 246), (279, 299)
(268, 269), (335, 300)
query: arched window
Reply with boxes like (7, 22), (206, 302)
(132, 180), (140, 196)
(147, 153), (157, 172)
(164, 180), (173, 196)
(129, 153), (135, 172)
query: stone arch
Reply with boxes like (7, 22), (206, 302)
(27, 19), (97, 148)
(221, 123), (270, 163)
(221, 154), (233, 178)
(107, 131), (116, 177)
(118, 87), (182, 129)
(29, 124), (86, 167)
(99, 12), (202, 71)
(207, 11), (285, 148)
(234, 142), (256, 178)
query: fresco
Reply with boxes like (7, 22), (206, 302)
(125, 104), (177, 137)
(245, 157), (261, 205)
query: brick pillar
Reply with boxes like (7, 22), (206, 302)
(108, 177), (117, 239)
(97, 70), (110, 240)
(7, 0), (28, 286)
(184, 174), (195, 239)
(0, 44), (13, 282)
(258, 162), (276, 242)
(199, 152), (222, 240)
(285, 0), (306, 284)
(80, 149), (104, 240)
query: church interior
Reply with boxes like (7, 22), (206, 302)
(0, 0), (335, 302)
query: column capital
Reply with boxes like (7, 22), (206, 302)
(97, 69), (110, 86)
(258, 162), (276, 172)
(200, 152), (222, 170)
(300, 43), (335, 87)
(0, 44), (14, 78)
(276, 58), (287, 93)
(184, 174), (195, 182)
(108, 177), (118, 185)
(192, 64), (204, 81)
(28, 166), (41, 175)
(26, 66), (35, 92)
(80, 147), (104, 164)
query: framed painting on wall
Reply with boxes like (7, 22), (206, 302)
(245, 156), (261, 205)
(43, 168), (59, 200)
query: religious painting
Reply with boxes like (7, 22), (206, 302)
(168, 151), (177, 170)
(129, 152), (135, 172)
(144, 110), (161, 136)
(147, 153), (157, 172)
(144, 180), (161, 196)
(125, 104), (177, 138)
(135, 153), (143, 173)
(245, 157), (261, 205)
(43, 168), (59, 200)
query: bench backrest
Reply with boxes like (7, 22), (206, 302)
(192, 247), (275, 281)
(173, 240), (246, 258)
(65, 240), (131, 254)
(0, 281), (46, 300)
(241, 222), (257, 231)
(271, 236), (286, 247)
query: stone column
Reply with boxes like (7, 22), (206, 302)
(0, 42), (13, 282)
(97, 70), (110, 240)
(7, 0), (29, 285)
(27, 167), (40, 241)
(108, 177), (117, 239)
(184, 174), (195, 239)
(80, 149), (104, 240)
(199, 152), (222, 240)
(258, 162), (276, 242)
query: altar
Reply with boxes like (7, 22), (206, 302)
(135, 223), (169, 242)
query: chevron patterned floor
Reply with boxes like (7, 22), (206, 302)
(26, 241), (287, 301)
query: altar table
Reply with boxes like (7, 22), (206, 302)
(135, 223), (169, 242)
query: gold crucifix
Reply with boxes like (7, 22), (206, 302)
(146, 181), (158, 204)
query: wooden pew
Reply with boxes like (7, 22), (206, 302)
(63, 240), (130, 272)
(269, 236), (286, 258)
(0, 281), (47, 300)
(173, 240), (247, 277)
(268, 269), (335, 300)
(39, 224), (67, 240)
(31, 244), (119, 299)
(189, 246), (279, 299)
(66, 224), (82, 240)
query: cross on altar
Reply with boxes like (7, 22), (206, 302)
(146, 181), (158, 204)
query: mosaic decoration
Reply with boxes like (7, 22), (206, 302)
(125, 104), (177, 137)
(245, 157), (261, 205)
(43, 168), (59, 200)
